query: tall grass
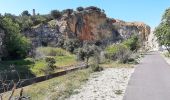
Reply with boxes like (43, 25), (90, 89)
(3, 68), (92, 100)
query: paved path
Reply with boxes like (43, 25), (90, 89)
(123, 52), (170, 100)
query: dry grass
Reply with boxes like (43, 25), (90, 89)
(100, 60), (134, 68)
(2, 68), (92, 100)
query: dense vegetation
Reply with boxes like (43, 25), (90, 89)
(0, 16), (30, 59)
(105, 35), (140, 63)
(155, 8), (170, 53)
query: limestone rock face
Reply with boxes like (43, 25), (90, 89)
(113, 19), (151, 41)
(24, 8), (115, 47)
(23, 7), (151, 48)
(54, 9), (114, 41)
(23, 24), (62, 47)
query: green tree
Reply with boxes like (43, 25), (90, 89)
(155, 8), (170, 53)
(77, 43), (99, 66)
(50, 10), (61, 19)
(63, 39), (81, 53)
(2, 17), (30, 59)
(21, 10), (31, 16)
(123, 35), (140, 51)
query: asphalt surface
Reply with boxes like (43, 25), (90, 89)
(123, 52), (170, 100)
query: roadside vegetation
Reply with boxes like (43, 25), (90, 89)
(3, 68), (92, 100)
(103, 35), (142, 67)
(0, 47), (77, 77)
(155, 8), (170, 54)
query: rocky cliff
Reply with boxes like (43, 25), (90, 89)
(23, 7), (150, 48)
(24, 7), (115, 47)
(112, 19), (151, 41)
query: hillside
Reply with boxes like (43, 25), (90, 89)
(0, 6), (151, 58)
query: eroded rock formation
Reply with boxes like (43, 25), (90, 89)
(23, 7), (150, 48)
(24, 8), (117, 47)
(113, 19), (151, 41)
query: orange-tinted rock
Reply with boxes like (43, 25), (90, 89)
(57, 10), (113, 41)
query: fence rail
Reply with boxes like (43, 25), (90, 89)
(0, 63), (87, 93)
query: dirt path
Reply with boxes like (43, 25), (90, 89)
(67, 68), (134, 100)
(123, 52), (170, 100)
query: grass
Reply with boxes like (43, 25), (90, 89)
(164, 52), (170, 58)
(3, 68), (92, 100)
(31, 55), (77, 76)
(0, 47), (78, 77)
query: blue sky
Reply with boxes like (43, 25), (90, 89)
(0, 0), (170, 29)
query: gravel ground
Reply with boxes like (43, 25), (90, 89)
(67, 68), (134, 100)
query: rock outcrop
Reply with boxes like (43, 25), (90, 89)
(24, 7), (116, 47)
(112, 19), (151, 41)
(62, 10), (113, 41)
(23, 7), (150, 48)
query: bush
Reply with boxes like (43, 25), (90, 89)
(62, 9), (73, 15)
(76, 7), (84, 12)
(63, 39), (81, 53)
(35, 47), (70, 58)
(45, 57), (56, 69)
(123, 35), (140, 51)
(105, 44), (131, 63)
(51, 10), (62, 19)
(21, 10), (31, 16)
(1, 17), (31, 59)
(85, 6), (101, 12)
(41, 57), (56, 75)
(32, 15), (47, 25)
(16, 16), (33, 31)
(77, 48), (85, 61)
(77, 43), (101, 66)
(164, 52), (170, 58)
(90, 50), (103, 72)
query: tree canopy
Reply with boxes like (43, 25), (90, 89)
(155, 8), (170, 53)
(1, 17), (31, 59)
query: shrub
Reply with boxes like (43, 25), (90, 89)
(77, 43), (101, 66)
(123, 35), (140, 51)
(50, 10), (62, 19)
(41, 57), (56, 75)
(1, 17), (31, 59)
(45, 57), (56, 69)
(62, 9), (73, 15)
(164, 52), (170, 58)
(85, 6), (101, 12)
(35, 47), (70, 58)
(90, 51), (103, 72)
(76, 7), (84, 12)
(77, 48), (85, 61)
(32, 15), (47, 25)
(63, 39), (81, 53)
(21, 10), (31, 16)
(105, 44), (131, 63)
